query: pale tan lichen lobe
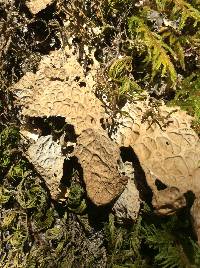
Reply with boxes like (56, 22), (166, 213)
(114, 100), (200, 241)
(26, 0), (54, 14)
(12, 48), (127, 206)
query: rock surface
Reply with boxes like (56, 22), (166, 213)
(113, 161), (140, 223)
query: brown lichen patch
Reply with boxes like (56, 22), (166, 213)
(191, 197), (200, 244)
(75, 128), (128, 205)
(152, 187), (187, 215)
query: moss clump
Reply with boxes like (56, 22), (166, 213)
(104, 209), (200, 268)
(0, 126), (20, 176)
(67, 183), (87, 214)
(169, 72), (200, 134)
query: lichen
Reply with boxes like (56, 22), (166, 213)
(113, 99), (200, 241)
(12, 47), (127, 206)
(25, 0), (54, 14)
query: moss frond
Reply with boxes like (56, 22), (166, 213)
(108, 57), (144, 99)
(16, 175), (48, 210)
(119, 77), (144, 97)
(142, 222), (188, 267)
(128, 16), (177, 83)
(155, 0), (200, 29)
(109, 56), (132, 81)
(169, 72), (200, 132)
(67, 184), (87, 214)
(161, 30), (186, 70)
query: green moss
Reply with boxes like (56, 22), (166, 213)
(169, 73), (200, 134)
(16, 175), (48, 209)
(67, 183), (87, 214)
(0, 127), (19, 146)
(32, 208), (55, 231)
